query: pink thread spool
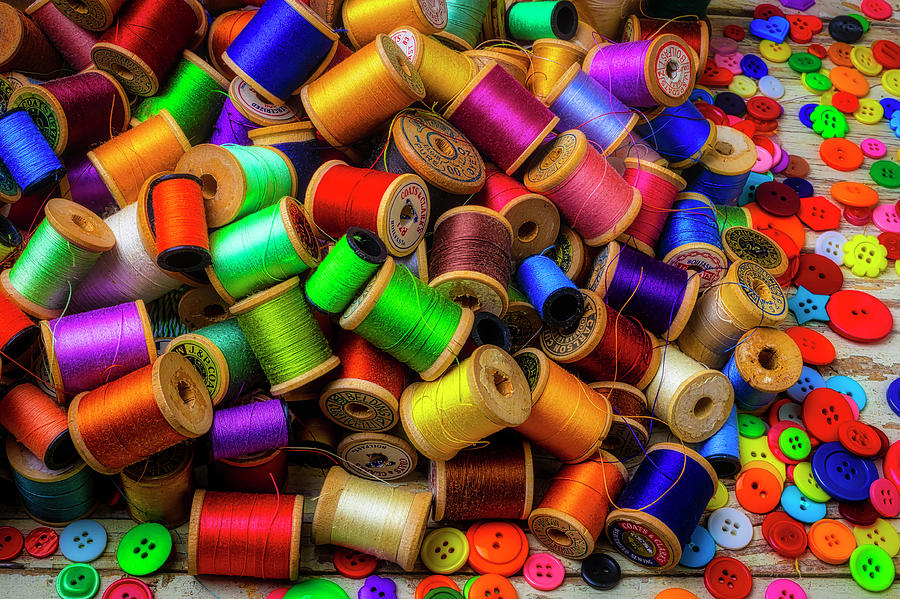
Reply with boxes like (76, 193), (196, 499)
(618, 158), (686, 256)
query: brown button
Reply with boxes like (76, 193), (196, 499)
(783, 155), (810, 178)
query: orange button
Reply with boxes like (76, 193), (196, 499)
(820, 138), (864, 171)
(655, 591), (699, 599)
(466, 521), (529, 576)
(831, 181), (880, 207)
(828, 42), (854, 66)
(735, 464), (784, 514)
(745, 202), (807, 251)
(808, 518), (857, 565)
(468, 573), (518, 598)
(829, 66), (870, 96)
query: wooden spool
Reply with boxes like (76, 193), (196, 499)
(0, 4), (64, 77)
(178, 286), (231, 329)
(527, 38), (585, 103)
(721, 226), (789, 278)
(120, 441), (194, 527)
(463, 49), (528, 85)
(165, 332), (230, 407)
(589, 381), (651, 461)
(546, 225), (593, 285)
(659, 192), (729, 291)
(389, 27), (476, 106)
(228, 76), (300, 128)
(320, 370), (401, 434)
(503, 288), (543, 353)
(337, 430), (418, 481)
(50, 0), (125, 31)
(248, 120), (317, 145)
(731, 327), (803, 410)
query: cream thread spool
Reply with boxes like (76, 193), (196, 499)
(721, 226), (789, 279)
(120, 441), (194, 527)
(728, 327), (803, 412)
(337, 429), (418, 481)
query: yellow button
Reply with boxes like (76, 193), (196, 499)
(760, 40), (792, 62)
(739, 434), (786, 480)
(854, 98), (884, 124)
(420, 527), (470, 574)
(853, 519), (900, 557)
(706, 480), (729, 511)
(801, 72), (832, 94)
(821, 91), (836, 106)
(794, 461), (831, 503)
(882, 69), (900, 97)
(729, 75), (758, 98)
(850, 46), (882, 77)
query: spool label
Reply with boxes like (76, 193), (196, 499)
(124, 442), (189, 479)
(621, 16), (636, 42)
(502, 309), (539, 354)
(418, 0), (448, 29)
(525, 133), (577, 187)
(665, 248), (727, 288)
(0, 76), (12, 111)
(547, 230), (574, 274)
(0, 162), (18, 197)
(286, 200), (322, 262)
(608, 520), (670, 567)
(653, 41), (692, 100)
(341, 439), (414, 480)
(723, 227), (783, 270)
(91, 48), (153, 96)
(513, 351), (540, 392)
(530, 513), (589, 558)
(169, 341), (223, 402)
(734, 261), (786, 318)
(540, 293), (597, 359)
(602, 416), (648, 460)
(322, 389), (395, 431)
(12, 93), (61, 151)
(586, 244), (612, 291)
(387, 180), (429, 251)
(398, 113), (484, 186)
(233, 79), (296, 123)
(390, 29), (419, 62)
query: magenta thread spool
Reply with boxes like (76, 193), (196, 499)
(618, 158), (686, 256)
(209, 397), (291, 461)
(444, 62), (559, 175)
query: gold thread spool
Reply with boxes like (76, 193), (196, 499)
(527, 38), (585, 103)
(50, 0), (125, 31)
(177, 286), (231, 329)
(389, 27), (476, 107)
(463, 49), (529, 86)
(342, 0), (447, 49)
(120, 441), (194, 527)
(337, 429), (419, 481)
(730, 327), (802, 409)
(514, 347), (612, 463)
(678, 260), (788, 369)
(311, 466), (433, 571)
(399, 344), (531, 462)
(588, 381), (650, 460)
(721, 226), (788, 278)
(643, 343), (734, 443)
(0, 4), (64, 77)
(210, 449), (288, 493)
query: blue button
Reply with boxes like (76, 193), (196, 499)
(786, 366), (825, 402)
(882, 98), (900, 121)
(888, 378), (900, 417)
(798, 103), (818, 128)
(690, 88), (714, 104)
(788, 286), (830, 326)
(782, 177), (815, 199)
(781, 485), (826, 524)
(740, 54), (768, 79)
(826, 376), (866, 411)
(738, 170), (773, 206)
(679, 525), (716, 568)
(811, 442), (878, 502)
(60, 520), (107, 563)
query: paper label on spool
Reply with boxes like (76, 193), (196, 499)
(0, 162), (17, 197)
(322, 388), (395, 431)
(390, 29), (420, 62)
(525, 133), (577, 187)
(665, 247), (728, 288)
(529, 513), (590, 558)
(608, 520), (671, 567)
(734, 260), (786, 318)
(341, 438), (415, 480)
(723, 227), (783, 269)
(621, 17), (636, 42)
(653, 41), (692, 100)
(601, 416), (647, 460)
(419, 0), (448, 29)
(540, 293), (598, 359)
(0, 76), (13, 111)
(233, 80), (296, 122)
(546, 231), (574, 274)
(387, 181), (429, 251)
(513, 351), (540, 392)
(12, 93), (61, 151)
(168, 340), (223, 403)
(397, 112), (484, 186)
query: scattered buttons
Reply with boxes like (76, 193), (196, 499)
(708, 507), (754, 549)
(0, 526), (24, 561)
(581, 553), (621, 590)
(850, 545), (895, 592)
(421, 528), (469, 575)
(809, 518), (856, 564)
(827, 289), (893, 342)
(466, 521), (528, 576)
(56, 563), (101, 599)
(24, 527), (58, 559)
(333, 548), (377, 579)
(102, 578), (153, 599)
(522, 552), (564, 591)
(679, 526), (716, 568)
(781, 485), (827, 524)
(60, 520), (107, 563)
(704, 556), (753, 599)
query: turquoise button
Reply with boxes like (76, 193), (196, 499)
(826, 376), (866, 410)
(781, 485), (826, 524)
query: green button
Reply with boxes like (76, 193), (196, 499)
(285, 579), (349, 599)
(738, 414), (766, 438)
(116, 522), (172, 576)
(870, 160), (900, 189)
(421, 527), (470, 575)
(848, 13), (870, 32)
(463, 575), (481, 598)
(425, 589), (465, 599)
(803, 72), (833, 94)
(850, 545), (895, 592)
(811, 105), (849, 138)
(56, 564), (100, 599)
(778, 427), (811, 460)
(789, 52), (823, 73)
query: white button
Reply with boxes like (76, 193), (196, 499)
(759, 75), (785, 99)
(707, 507), (754, 550)
(814, 231), (847, 265)
(778, 402), (803, 425)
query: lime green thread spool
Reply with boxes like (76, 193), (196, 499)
(207, 197), (321, 304)
(506, 1), (579, 41)
(715, 205), (751, 233)
(306, 227), (387, 314)
(2, 199), (115, 319)
(231, 277), (339, 397)
(132, 51), (230, 145)
(340, 258), (474, 381)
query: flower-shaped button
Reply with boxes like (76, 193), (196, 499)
(522, 552), (564, 591)
(679, 526), (716, 568)
(25, 527), (58, 559)
(415, 575), (459, 599)
(116, 522), (172, 577)
(56, 563), (101, 599)
(853, 518), (900, 557)
(469, 573), (518, 598)
(0, 526), (24, 561)
(842, 235), (888, 278)
(851, 46), (883, 76)
(781, 485), (827, 524)
(421, 528), (469, 575)
(814, 231), (847, 265)
(809, 519), (856, 565)
(359, 575), (397, 599)
(794, 462), (831, 503)
(101, 578), (153, 599)
(466, 521), (528, 576)
(764, 579), (806, 599)
(810, 106), (847, 138)
(60, 520), (107, 563)
(788, 286), (830, 325)
(870, 479), (900, 518)
(850, 545), (895, 592)
(873, 204), (900, 234)
(704, 556), (753, 599)
(708, 507), (753, 549)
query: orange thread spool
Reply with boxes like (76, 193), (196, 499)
(528, 450), (627, 559)
(207, 9), (257, 79)
(0, 289), (39, 358)
(149, 174), (211, 273)
(0, 383), (75, 470)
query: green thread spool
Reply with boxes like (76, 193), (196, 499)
(340, 258), (473, 381)
(132, 51), (230, 145)
(306, 227), (387, 314)
(715, 205), (752, 233)
(2, 199), (115, 319)
(231, 277), (339, 397)
(507, 1), (578, 41)
(207, 197), (321, 304)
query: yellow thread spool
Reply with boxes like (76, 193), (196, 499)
(342, 0), (447, 49)
(527, 38), (585, 103)
(390, 27), (476, 106)
(120, 441), (194, 527)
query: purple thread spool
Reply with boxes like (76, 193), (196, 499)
(210, 77), (298, 145)
(65, 153), (118, 217)
(210, 398), (291, 461)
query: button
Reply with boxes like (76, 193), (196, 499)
(785, 327), (834, 366)
(116, 522), (172, 576)
(708, 480), (730, 511)
(812, 441), (879, 502)
(820, 138), (864, 171)
(522, 552), (563, 591)
(56, 563), (101, 599)
(809, 519), (856, 564)
(778, 426), (812, 462)
(814, 231), (847, 264)
(874, 204), (900, 234)
(756, 181), (799, 216)
(870, 479), (900, 518)
(886, 441), (900, 492)
(803, 388), (854, 442)
(853, 98), (885, 125)
(827, 289), (892, 342)
(284, 579), (350, 598)
(0, 526), (24, 561)
(883, 69), (900, 95)
(828, 42), (854, 66)
(871, 159), (900, 188)
(889, 379), (900, 417)
(656, 590), (699, 599)
(802, 72), (833, 94)
(826, 376), (865, 410)
(60, 520), (107, 563)
(829, 15), (864, 43)
(267, 588), (290, 599)
(794, 461), (831, 502)
(860, 138), (887, 159)
(810, 105), (847, 137)
(740, 435), (787, 481)
(873, 40), (900, 69)
(853, 518), (900, 557)
(745, 96), (781, 121)
(786, 366), (824, 402)
(841, 500), (879, 526)
(754, 4), (784, 19)
(831, 181), (879, 207)
(102, 578), (152, 599)
(884, 97), (900, 119)
(844, 205), (873, 226)
(848, 13), (871, 32)
(740, 55), (767, 79)
(695, 100), (729, 124)
(724, 25), (745, 41)
(711, 36), (739, 55)
(690, 86), (714, 104)
(781, 485), (827, 523)
(762, 511), (807, 558)
(24, 527), (58, 559)
(850, 545), (895, 592)
(745, 204), (806, 250)
(798, 196), (840, 231)
(851, 46), (882, 76)
(750, 15), (789, 43)
(466, 521), (528, 576)
(333, 548), (377, 579)
(715, 52), (744, 74)
(788, 286), (830, 326)
(760, 40), (792, 62)
(831, 66), (870, 96)
(758, 75), (785, 98)
(699, 62), (735, 87)
(861, 0), (893, 20)
(679, 526), (716, 568)
(798, 103), (817, 128)
(782, 176), (813, 198)
(416, 575), (460, 599)
(788, 52), (821, 73)
(581, 553), (620, 590)
(794, 254), (843, 295)
(787, 14), (813, 44)
(735, 466), (782, 514)
(765, 579), (806, 599)
(359, 575), (397, 599)
(738, 414), (766, 438)
(707, 507), (753, 549)
(421, 528), (469, 575)
(729, 75), (758, 98)
(831, 90), (860, 113)
(704, 556), (753, 599)
(880, 232), (900, 259)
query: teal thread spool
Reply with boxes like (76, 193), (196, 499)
(436, 0), (492, 50)
(507, 1), (578, 41)
(306, 227), (387, 314)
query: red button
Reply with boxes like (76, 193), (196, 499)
(416, 575), (460, 599)
(798, 196), (841, 231)
(753, 135), (777, 158)
(333, 548), (378, 579)
(793, 253), (843, 295)
(0, 526), (24, 561)
(24, 527), (58, 558)
(748, 117), (777, 135)
(756, 181), (800, 217)
(466, 521), (529, 576)
(704, 556), (753, 599)
(862, 0), (894, 21)
(839, 500), (879, 526)
(838, 420), (881, 458)
(762, 512), (807, 558)
(808, 44), (827, 59)
(872, 39), (900, 68)
(761, 511), (794, 538)
(802, 387), (855, 443)
(831, 91), (860, 114)
(102, 578), (153, 599)
(874, 426), (891, 459)
(885, 441), (900, 491)
(746, 96), (782, 121)
(798, 14), (823, 34)
(745, 203), (806, 251)
(826, 290), (893, 343)
(698, 63), (734, 88)
(785, 326), (835, 366)
(877, 232), (900, 260)
(754, 3), (784, 18)
(844, 205), (872, 226)
(787, 15), (813, 44)
(695, 100), (729, 124)
(724, 25), (745, 41)
(731, 119), (756, 138)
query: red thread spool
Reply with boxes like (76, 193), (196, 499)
(524, 129), (641, 247)
(149, 174), (211, 273)
(26, 0), (99, 71)
(210, 449), (288, 493)
(207, 9), (257, 80)
(0, 383), (75, 470)
(0, 4), (64, 77)
(188, 489), (302, 580)
(622, 15), (710, 81)
(619, 159), (687, 256)
(0, 289), (39, 358)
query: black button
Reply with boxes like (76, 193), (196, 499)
(713, 91), (746, 117)
(828, 16), (863, 43)
(581, 552), (621, 590)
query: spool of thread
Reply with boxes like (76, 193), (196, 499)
(342, 0), (446, 48)
(210, 77), (299, 146)
(293, 403), (341, 453)
(210, 449), (288, 493)
(146, 174), (211, 274)
(207, 197), (320, 304)
(68, 352), (213, 474)
(428, 206), (513, 317)
(62, 153), (116, 217)
(51, 0), (125, 30)
(463, 49), (529, 86)
(0, 382), (73, 470)
(312, 466), (432, 571)
(338, 430), (419, 481)
(697, 405), (740, 478)
(514, 347), (612, 462)
(716, 204), (752, 232)
(231, 277), (339, 396)
(516, 254), (584, 329)
(3, 199), (115, 319)
(529, 449), (627, 559)
(0, 5), (64, 77)
(389, 28), (474, 107)
(92, 0), (201, 96)
(430, 435), (533, 520)
(306, 228), (386, 315)
(724, 327), (802, 411)
(643, 343), (733, 442)
(42, 300), (156, 397)
(527, 38), (584, 102)
(721, 226), (788, 279)
(302, 34), (423, 148)
(306, 160), (429, 257)
(207, 9), (257, 80)
(9, 71), (130, 156)
(0, 286), (38, 357)
(618, 158), (687, 255)
(445, 63), (558, 175)
(120, 442), (194, 527)
(503, 285), (543, 353)
(133, 51), (230, 145)
(472, 164), (559, 261)
(248, 122), (325, 192)
(588, 381), (650, 460)
(88, 110), (192, 209)
(544, 64), (637, 156)
(507, 0), (578, 41)
(26, 0), (98, 71)
(0, 109), (64, 194)
(678, 260), (788, 368)
(583, 35), (694, 108)
(546, 224), (593, 285)
(683, 126), (756, 205)
(606, 443), (717, 569)
(621, 15), (710, 81)
(210, 398), (290, 461)
(539, 288), (661, 389)
(609, 137), (667, 166)
(435, 0), (490, 49)
(642, 0), (712, 19)
(396, 241), (429, 282)
(189, 489), (303, 579)
(176, 143), (296, 228)
(632, 100), (717, 168)
(465, 310), (513, 355)
(147, 288), (190, 339)
(524, 129), (641, 247)
(657, 192), (728, 291)
(588, 241), (699, 341)
(7, 436), (97, 526)
(479, 0), (505, 40)
(178, 286), (232, 329)
(374, 108), (484, 218)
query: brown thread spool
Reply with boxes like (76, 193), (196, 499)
(721, 226), (789, 279)
(0, 4), (64, 77)
(514, 348), (612, 463)
(430, 435), (533, 522)
(337, 429), (418, 481)
(342, 0), (446, 49)
(528, 449), (627, 559)
(527, 38), (585, 103)
(428, 206), (513, 317)
(389, 27), (475, 107)
(463, 49), (529, 86)
(51, 0), (126, 30)
(588, 381), (650, 461)
(729, 327), (802, 411)
(120, 441), (194, 527)
(503, 285), (542, 353)
(207, 9), (257, 80)
(210, 449), (288, 493)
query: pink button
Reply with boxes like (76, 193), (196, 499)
(770, 142), (783, 166)
(840, 393), (860, 420)
(752, 146), (774, 173)
(860, 138), (887, 159)
(715, 51), (744, 74)
(873, 203), (900, 233)
(523, 552), (565, 591)
(861, 0), (893, 20)
(103, 578), (153, 599)
(786, 463), (796, 484)
(765, 578), (807, 599)
(710, 36), (739, 56)
(844, 206), (873, 226)
(869, 478), (900, 518)
(266, 588), (291, 599)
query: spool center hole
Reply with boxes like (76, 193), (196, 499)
(758, 348), (776, 369)
(399, 203), (414, 226)
(548, 293), (580, 325)
(176, 379), (197, 405)
(70, 213), (95, 233)
(200, 174), (217, 200)
(453, 293), (482, 311)
(715, 141), (735, 156)
(203, 303), (226, 318)
(546, 527), (572, 547)
(492, 371), (513, 397)
(751, 278), (772, 302)
(517, 221), (538, 243)
(693, 396), (713, 419)
(111, 63), (135, 82)
(666, 59), (680, 80)
(475, 317), (505, 346)
(432, 136), (454, 159)
(351, 231), (382, 258)
(345, 402), (375, 420)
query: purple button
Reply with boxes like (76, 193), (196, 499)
(358, 575), (397, 599)
(780, 0), (815, 9)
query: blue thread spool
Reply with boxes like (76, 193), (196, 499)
(656, 192), (728, 291)
(725, 327), (803, 412)
(0, 109), (65, 194)
(698, 404), (741, 478)
(516, 254), (584, 329)
(683, 125), (756, 205)
(546, 65), (637, 156)
(222, 0), (338, 105)
(632, 100), (717, 169)
(249, 121), (323, 192)
(606, 443), (717, 570)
